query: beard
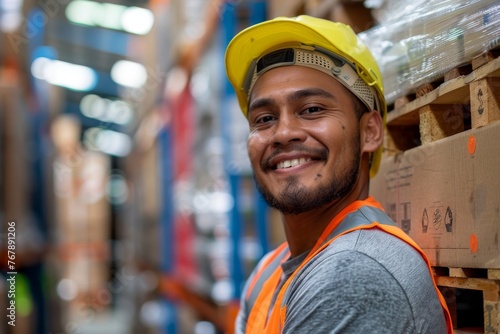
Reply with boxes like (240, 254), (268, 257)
(253, 134), (361, 216)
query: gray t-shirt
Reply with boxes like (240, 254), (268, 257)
(236, 229), (448, 333)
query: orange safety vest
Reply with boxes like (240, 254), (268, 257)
(243, 197), (453, 334)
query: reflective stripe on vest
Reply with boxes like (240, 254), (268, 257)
(243, 197), (453, 334)
(244, 243), (290, 317)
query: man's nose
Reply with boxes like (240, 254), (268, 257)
(271, 113), (307, 147)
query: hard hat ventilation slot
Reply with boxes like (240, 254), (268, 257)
(295, 50), (331, 71)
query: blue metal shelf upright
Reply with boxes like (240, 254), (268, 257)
(220, 0), (269, 306)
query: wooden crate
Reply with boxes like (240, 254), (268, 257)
(371, 51), (500, 333)
(384, 49), (500, 155)
(370, 50), (500, 270)
(435, 267), (500, 334)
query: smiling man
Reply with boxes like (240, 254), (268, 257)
(225, 16), (452, 334)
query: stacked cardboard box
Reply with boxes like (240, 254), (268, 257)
(367, 20), (500, 330)
(51, 115), (112, 320)
(371, 121), (500, 268)
(369, 13), (500, 270)
(268, 0), (374, 33)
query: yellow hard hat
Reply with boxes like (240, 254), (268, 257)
(224, 15), (386, 178)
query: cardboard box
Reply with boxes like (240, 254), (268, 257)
(370, 120), (500, 269)
(268, 0), (305, 18)
(0, 83), (29, 221)
(328, 2), (374, 33)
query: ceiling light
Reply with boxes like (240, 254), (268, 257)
(65, 0), (154, 35)
(31, 57), (97, 91)
(111, 60), (147, 88)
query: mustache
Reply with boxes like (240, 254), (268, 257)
(261, 145), (328, 171)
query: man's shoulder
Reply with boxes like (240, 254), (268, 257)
(296, 228), (432, 292)
(331, 227), (415, 254)
(284, 229), (447, 333)
(323, 228), (427, 274)
(283, 232), (418, 331)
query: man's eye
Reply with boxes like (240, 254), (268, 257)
(256, 115), (275, 123)
(303, 106), (322, 114)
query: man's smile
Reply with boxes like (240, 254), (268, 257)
(261, 147), (328, 173)
(276, 157), (312, 170)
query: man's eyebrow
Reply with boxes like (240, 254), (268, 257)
(248, 97), (276, 115)
(248, 87), (337, 116)
(288, 87), (336, 102)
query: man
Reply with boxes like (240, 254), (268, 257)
(225, 15), (452, 333)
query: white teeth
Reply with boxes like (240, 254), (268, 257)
(276, 157), (311, 169)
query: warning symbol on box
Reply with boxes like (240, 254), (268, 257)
(433, 208), (442, 230)
(387, 203), (397, 223)
(422, 208), (429, 233)
(400, 202), (411, 234)
(445, 207), (453, 232)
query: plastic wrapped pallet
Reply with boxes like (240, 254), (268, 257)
(359, 0), (500, 105)
(365, 0), (429, 24)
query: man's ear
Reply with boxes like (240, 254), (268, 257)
(360, 110), (384, 154)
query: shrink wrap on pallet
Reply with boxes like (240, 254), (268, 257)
(359, 0), (500, 105)
(365, 0), (429, 24)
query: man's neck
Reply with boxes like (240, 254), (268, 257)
(282, 185), (369, 258)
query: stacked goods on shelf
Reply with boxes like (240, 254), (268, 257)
(370, 49), (500, 334)
(1, 65), (46, 334)
(268, 0), (305, 18)
(0, 72), (29, 241)
(367, 0), (429, 24)
(51, 115), (112, 321)
(371, 71), (500, 268)
(367, 3), (500, 270)
(359, 0), (500, 104)
(366, 2), (500, 331)
(268, 0), (374, 33)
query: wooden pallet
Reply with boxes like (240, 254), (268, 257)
(375, 51), (500, 332)
(434, 267), (500, 334)
(384, 49), (500, 156)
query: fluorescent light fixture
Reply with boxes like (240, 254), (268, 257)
(80, 94), (133, 125)
(0, 0), (23, 32)
(84, 128), (131, 156)
(96, 129), (131, 156)
(1, 0), (23, 11)
(107, 100), (133, 125)
(111, 60), (147, 88)
(80, 94), (105, 119)
(65, 0), (99, 26)
(31, 57), (51, 79)
(121, 7), (154, 35)
(65, 0), (154, 35)
(31, 57), (97, 91)
(0, 12), (19, 32)
(100, 3), (125, 30)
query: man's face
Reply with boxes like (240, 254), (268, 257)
(247, 65), (362, 215)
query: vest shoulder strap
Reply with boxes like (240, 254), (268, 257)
(325, 205), (396, 243)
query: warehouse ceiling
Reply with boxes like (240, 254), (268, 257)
(1, 0), (222, 157)
(1, 0), (179, 157)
